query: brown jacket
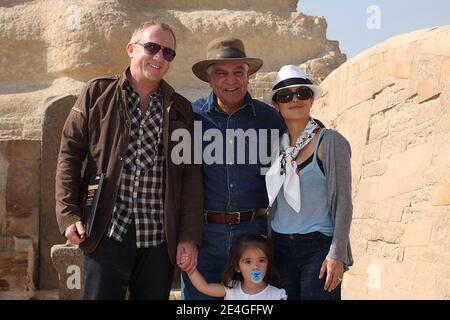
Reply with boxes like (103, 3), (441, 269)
(55, 68), (203, 265)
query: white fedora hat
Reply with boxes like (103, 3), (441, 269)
(263, 65), (323, 105)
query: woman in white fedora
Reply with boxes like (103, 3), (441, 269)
(264, 65), (353, 300)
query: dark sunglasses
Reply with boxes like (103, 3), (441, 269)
(135, 42), (176, 62)
(274, 87), (314, 103)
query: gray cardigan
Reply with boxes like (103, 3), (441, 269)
(268, 128), (354, 267)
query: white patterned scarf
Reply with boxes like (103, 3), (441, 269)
(265, 118), (321, 213)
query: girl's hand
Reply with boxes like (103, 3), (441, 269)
(319, 257), (344, 292)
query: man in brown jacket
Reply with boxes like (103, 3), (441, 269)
(55, 22), (203, 299)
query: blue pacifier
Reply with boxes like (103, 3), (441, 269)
(249, 269), (263, 284)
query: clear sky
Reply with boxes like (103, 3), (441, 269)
(297, 0), (450, 58)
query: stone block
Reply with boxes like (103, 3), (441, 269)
(374, 197), (396, 223)
(346, 257), (371, 277)
(370, 112), (384, 125)
(387, 88), (406, 109)
(440, 58), (450, 84)
(346, 79), (376, 109)
(0, 236), (35, 296)
(439, 249), (450, 267)
(0, 119), (23, 139)
(418, 80), (444, 103)
(383, 143), (434, 196)
(336, 99), (371, 189)
(387, 45), (410, 62)
(391, 61), (411, 79)
(357, 180), (382, 203)
(1, 139), (40, 161)
(404, 221), (432, 247)
(424, 167), (440, 186)
(381, 132), (407, 159)
(371, 95), (388, 115)
(436, 279), (450, 299)
(6, 161), (40, 219)
(368, 119), (389, 142)
(342, 274), (369, 297)
(351, 201), (366, 219)
(405, 80), (419, 100)
(419, 246), (441, 263)
(413, 262), (437, 290)
(406, 121), (434, 148)
(358, 200), (392, 222)
(383, 260), (415, 292)
(428, 212), (448, 246)
(50, 243), (83, 300)
(349, 234), (368, 258)
(435, 113), (450, 134)
(0, 140), (40, 292)
(367, 241), (404, 263)
(360, 143), (433, 202)
(403, 246), (420, 262)
(363, 140), (382, 165)
(40, 95), (77, 290)
(370, 52), (386, 67)
(341, 289), (357, 300)
(361, 221), (404, 244)
(386, 103), (414, 134)
(389, 194), (412, 222)
(432, 184), (450, 206)
(411, 54), (442, 84)
(420, 33), (450, 56)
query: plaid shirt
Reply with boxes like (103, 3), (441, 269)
(107, 81), (165, 248)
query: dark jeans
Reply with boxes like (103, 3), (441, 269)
(83, 222), (173, 300)
(272, 230), (341, 300)
(182, 215), (268, 300)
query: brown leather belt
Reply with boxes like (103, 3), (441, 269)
(206, 208), (266, 224)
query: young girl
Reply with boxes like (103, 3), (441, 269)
(180, 234), (287, 300)
(263, 65), (353, 300)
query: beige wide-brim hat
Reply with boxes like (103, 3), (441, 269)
(263, 65), (323, 105)
(192, 36), (263, 82)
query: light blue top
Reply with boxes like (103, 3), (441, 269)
(271, 129), (334, 236)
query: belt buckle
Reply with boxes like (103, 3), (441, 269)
(230, 211), (240, 224)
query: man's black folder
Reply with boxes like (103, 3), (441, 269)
(81, 173), (105, 239)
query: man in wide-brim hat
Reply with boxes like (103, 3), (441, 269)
(181, 36), (285, 300)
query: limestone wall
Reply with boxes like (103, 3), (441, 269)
(312, 26), (450, 299)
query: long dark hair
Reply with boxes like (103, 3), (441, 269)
(221, 234), (278, 288)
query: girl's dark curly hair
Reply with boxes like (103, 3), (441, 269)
(221, 234), (278, 289)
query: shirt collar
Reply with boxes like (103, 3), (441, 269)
(202, 92), (257, 117)
(123, 67), (164, 99)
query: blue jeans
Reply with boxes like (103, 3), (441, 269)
(182, 215), (268, 300)
(272, 230), (341, 300)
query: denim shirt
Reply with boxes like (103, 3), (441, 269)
(192, 92), (285, 212)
